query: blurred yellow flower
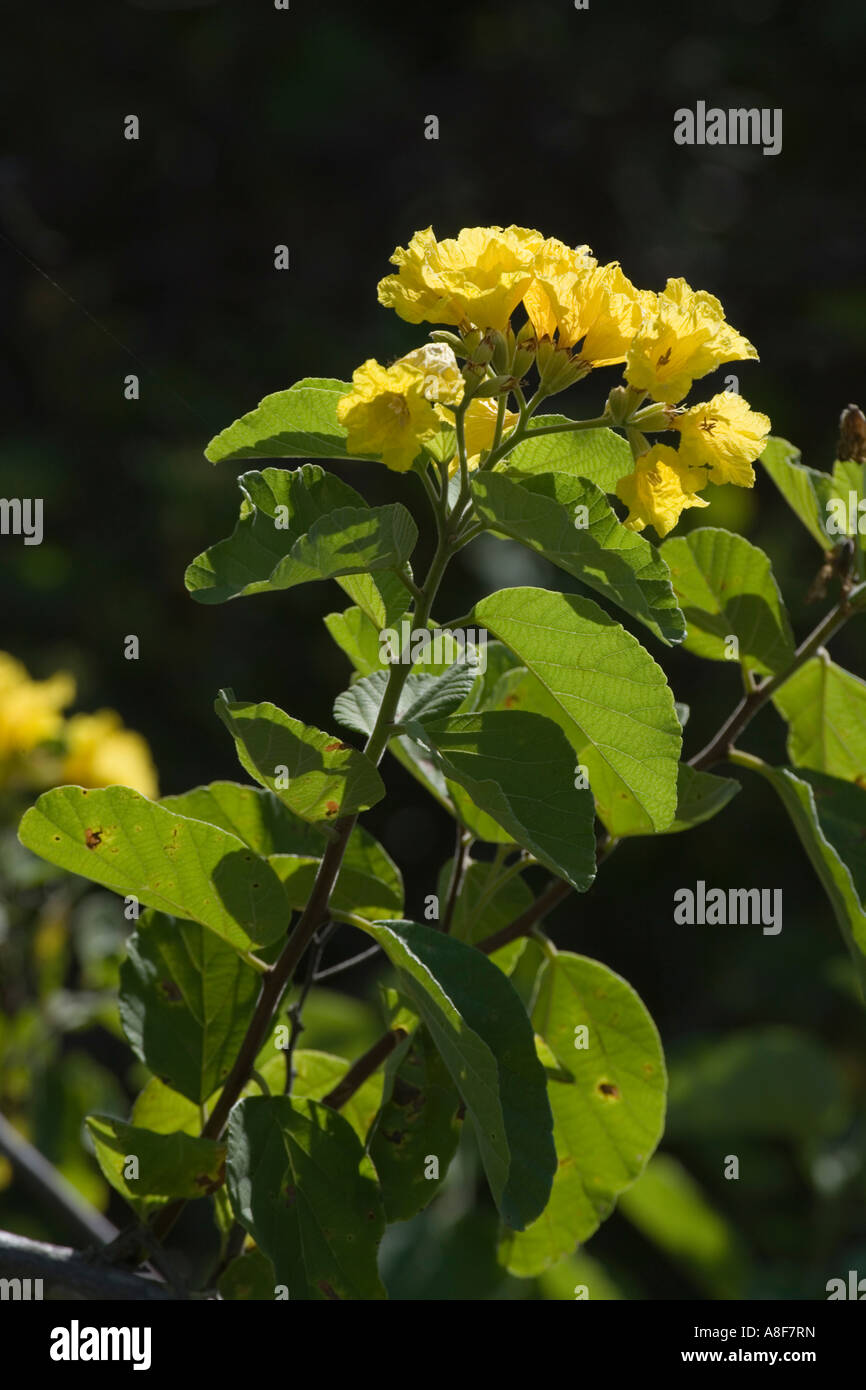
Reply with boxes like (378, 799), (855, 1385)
(377, 225), (544, 333)
(524, 243), (645, 367)
(675, 391), (771, 488)
(616, 444), (710, 538)
(337, 358), (441, 472)
(625, 278), (758, 404)
(61, 711), (159, 800)
(0, 653), (74, 761)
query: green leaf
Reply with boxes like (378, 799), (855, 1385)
(226, 1095), (387, 1299)
(18, 785), (288, 952)
(205, 378), (360, 463)
(85, 1115), (225, 1217)
(287, 1049), (384, 1144)
(506, 419), (633, 493)
(216, 692), (385, 822)
(472, 468), (685, 645)
(218, 1248), (276, 1301)
(666, 1027), (846, 1140)
(741, 763), (866, 991)
(186, 462), (416, 612)
(759, 436), (835, 547)
(773, 654), (866, 782)
(324, 604), (386, 676)
(661, 527), (795, 676)
(270, 824), (404, 921)
(475, 587), (682, 834)
(119, 910), (259, 1103)
(617, 1154), (744, 1298)
(160, 780), (326, 857)
(654, 764), (740, 836)
(498, 950), (666, 1277)
(368, 1027), (462, 1222)
(356, 920), (556, 1230)
(131, 1078), (199, 1136)
(416, 710), (597, 891)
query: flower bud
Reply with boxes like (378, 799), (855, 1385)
(537, 342), (590, 395)
(430, 329), (467, 358)
(512, 322), (537, 379)
(472, 373), (518, 398)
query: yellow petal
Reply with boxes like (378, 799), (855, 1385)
(625, 277), (758, 404)
(675, 391), (770, 487)
(615, 444), (710, 538)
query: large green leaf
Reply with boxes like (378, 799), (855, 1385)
(269, 824), (404, 920)
(18, 785), (288, 952)
(160, 780), (325, 857)
(216, 692), (385, 822)
(368, 1027), (462, 1222)
(205, 378), (360, 463)
(661, 527), (795, 676)
(226, 1095), (386, 1299)
(186, 463), (415, 611)
(119, 910), (259, 1103)
(475, 587), (682, 834)
(742, 763), (866, 991)
(85, 1115), (225, 1217)
(357, 920), (556, 1230)
(415, 710), (597, 891)
(773, 654), (866, 782)
(472, 468), (685, 645)
(506, 419), (633, 493)
(759, 436), (836, 548)
(498, 950), (666, 1277)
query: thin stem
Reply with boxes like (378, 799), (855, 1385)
(313, 942), (383, 981)
(284, 921), (336, 1094)
(0, 1230), (177, 1301)
(441, 825), (473, 935)
(690, 582), (865, 771)
(321, 1028), (408, 1111)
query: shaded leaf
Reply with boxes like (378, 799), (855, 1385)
(226, 1094), (386, 1299)
(85, 1114), (225, 1217)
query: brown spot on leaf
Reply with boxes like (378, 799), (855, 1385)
(598, 1082), (620, 1099)
(504, 694), (519, 708)
(642, 1062), (654, 1076)
(324, 800), (339, 816)
(325, 741), (349, 751)
(283, 1184), (296, 1207)
(159, 978), (182, 1002)
(380, 1129), (404, 1145)
(317, 1280), (341, 1301)
(85, 828), (102, 849)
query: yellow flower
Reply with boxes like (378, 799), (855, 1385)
(337, 358), (441, 471)
(674, 391), (771, 488)
(61, 711), (159, 799)
(625, 278), (758, 404)
(377, 225), (544, 333)
(616, 444), (710, 538)
(524, 243), (645, 367)
(0, 653), (74, 760)
(437, 397), (520, 476)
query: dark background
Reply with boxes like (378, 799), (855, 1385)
(2, 0), (866, 1298)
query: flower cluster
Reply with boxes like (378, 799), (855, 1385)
(0, 652), (158, 798)
(338, 225), (770, 537)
